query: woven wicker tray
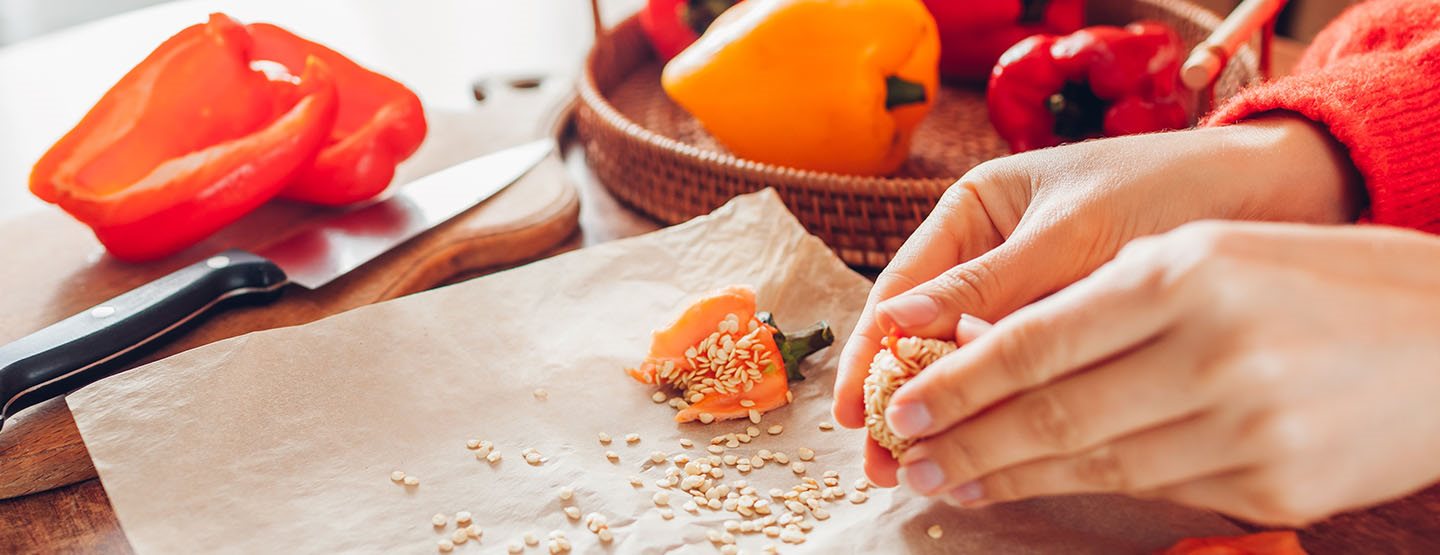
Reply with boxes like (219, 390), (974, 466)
(576, 0), (1259, 267)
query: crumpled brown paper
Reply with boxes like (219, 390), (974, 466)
(68, 190), (1242, 554)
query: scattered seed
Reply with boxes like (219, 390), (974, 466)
(739, 399), (756, 408)
(403, 475), (420, 486)
(813, 508), (831, 520)
(525, 452), (543, 465)
(721, 545), (739, 555)
(707, 444), (725, 455)
(438, 539), (455, 552)
(451, 528), (469, 544)
(467, 525), (482, 539)
(748, 409), (762, 423)
(507, 542), (524, 553)
(797, 447), (815, 461)
(849, 491), (868, 504)
(466, 439), (481, 450)
(652, 391), (668, 403)
(699, 413), (716, 424)
(598, 432), (612, 445)
(558, 487), (574, 501)
(653, 491), (671, 507)
(679, 438), (695, 448)
(625, 433), (641, 444)
(605, 451), (620, 462)
(432, 513), (447, 527)
(486, 451), (502, 464)
(533, 388), (548, 400)
(598, 529), (614, 543)
(746, 426), (761, 437)
(791, 462), (806, 475)
(684, 501), (700, 513)
(390, 470), (406, 482)
(818, 421), (835, 431)
(927, 524), (943, 539)
(628, 475), (644, 487)
(456, 511), (473, 525)
(525, 531), (539, 546)
(649, 451), (668, 464)
(689, 392), (705, 403)
(854, 478), (871, 491)
(774, 452), (790, 464)
(767, 425), (783, 435)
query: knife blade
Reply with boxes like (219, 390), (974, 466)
(0, 139), (554, 428)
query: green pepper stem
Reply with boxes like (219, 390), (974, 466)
(757, 312), (835, 382)
(1019, 0), (1054, 24)
(1048, 81), (1107, 140)
(681, 0), (737, 36)
(885, 76), (928, 110)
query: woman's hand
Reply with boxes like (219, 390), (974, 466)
(885, 221), (1440, 526)
(832, 115), (1363, 484)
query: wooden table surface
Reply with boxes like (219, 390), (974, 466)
(1, 2), (1437, 553)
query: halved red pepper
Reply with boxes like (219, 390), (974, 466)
(29, 14), (339, 261)
(247, 23), (427, 205)
(640, 0), (742, 61)
(922, 0), (1084, 81)
(987, 21), (1191, 153)
(1158, 531), (1307, 555)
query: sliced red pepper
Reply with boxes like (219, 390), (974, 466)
(987, 22), (1191, 153)
(1158, 531), (1307, 555)
(922, 0), (1084, 81)
(29, 13), (339, 261)
(247, 23), (427, 206)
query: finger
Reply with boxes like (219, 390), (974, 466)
(1149, 469), (1323, 527)
(864, 436), (901, 488)
(895, 334), (1209, 494)
(931, 412), (1253, 507)
(875, 226), (1076, 339)
(833, 182), (1004, 428)
(954, 313), (994, 344)
(883, 242), (1194, 439)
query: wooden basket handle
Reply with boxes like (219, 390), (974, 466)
(1182, 0), (1288, 95)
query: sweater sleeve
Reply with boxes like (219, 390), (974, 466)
(1204, 0), (1440, 233)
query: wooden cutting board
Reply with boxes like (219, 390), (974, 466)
(0, 77), (581, 500)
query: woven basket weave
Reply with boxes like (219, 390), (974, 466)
(576, 0), (1259, 268)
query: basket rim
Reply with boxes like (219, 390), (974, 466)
(577, 0), (1258, 196)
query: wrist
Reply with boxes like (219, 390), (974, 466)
(1211, 114), (1365, 224)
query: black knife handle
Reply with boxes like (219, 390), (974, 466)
(0, 250), (288, 428)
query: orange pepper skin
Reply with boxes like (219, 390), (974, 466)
(661, 0), (939, 176)
(1158, 531), (1307, 555)
(247, 23), (427, 206)
(29, 14), (339, 262)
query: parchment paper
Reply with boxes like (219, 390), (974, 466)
(68, 190), (1243, 554)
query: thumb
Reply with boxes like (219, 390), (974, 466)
(874, 231), (1071, 338)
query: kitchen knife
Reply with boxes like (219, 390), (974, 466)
(0, 139), (555, 428)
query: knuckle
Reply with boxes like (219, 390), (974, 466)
(980, 469), (1023, 501)
(1239, 409), (1314, 458)
(933, 433), (990, 482)
(928, 259), (999, 315)
(1073, 446), (1132, 492)
(991, 316), (1056, 388)
(1023, 389), (1084, 452)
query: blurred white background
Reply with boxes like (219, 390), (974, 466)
(0, 0), (171, 44)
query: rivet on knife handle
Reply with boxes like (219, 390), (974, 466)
(0, 250), (287, 428)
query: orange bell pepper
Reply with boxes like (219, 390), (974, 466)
(247, 23), (427, 206)
(29, 14), (338, 261)
(661, 0), (940, 175)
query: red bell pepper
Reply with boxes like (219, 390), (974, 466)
(29, 14), (339, 262)
(640, 0), (741, 61)
(247, 23), (427, 206)
(923, 0), (1085, 81)
(987, 21), (1191, 153)
(1158, 531), (1307, 555)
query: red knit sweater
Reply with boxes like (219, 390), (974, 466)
(1205, 0), (1440, 232)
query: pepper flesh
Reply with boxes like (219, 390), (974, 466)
(247, 23), (427, 205)
(987, 22), (1190, 153)
(923, 0), (1084, 81)
(1158, 531), (1307, 555)
(29, 14), (339, 261)
(661, 0), (940, 175)
(640, 0), (742, 61)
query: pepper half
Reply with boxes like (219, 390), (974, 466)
(29, 14), (339, 261)
(923, 0), (1084, 81)
(987, 22), (1191, 153)
(661, 0), (939, 175)
(247, 23), (428, 206)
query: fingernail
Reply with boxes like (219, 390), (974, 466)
(897, 459), (945, 495)
(886, 402), (932, 439)
(878, 295), (940, 330)
(947, 481), (986, 506)
(956, 313), (993, 343)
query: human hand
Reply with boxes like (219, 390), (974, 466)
(885, 221), (1440, 526)
(832, 115), (1363, 485)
